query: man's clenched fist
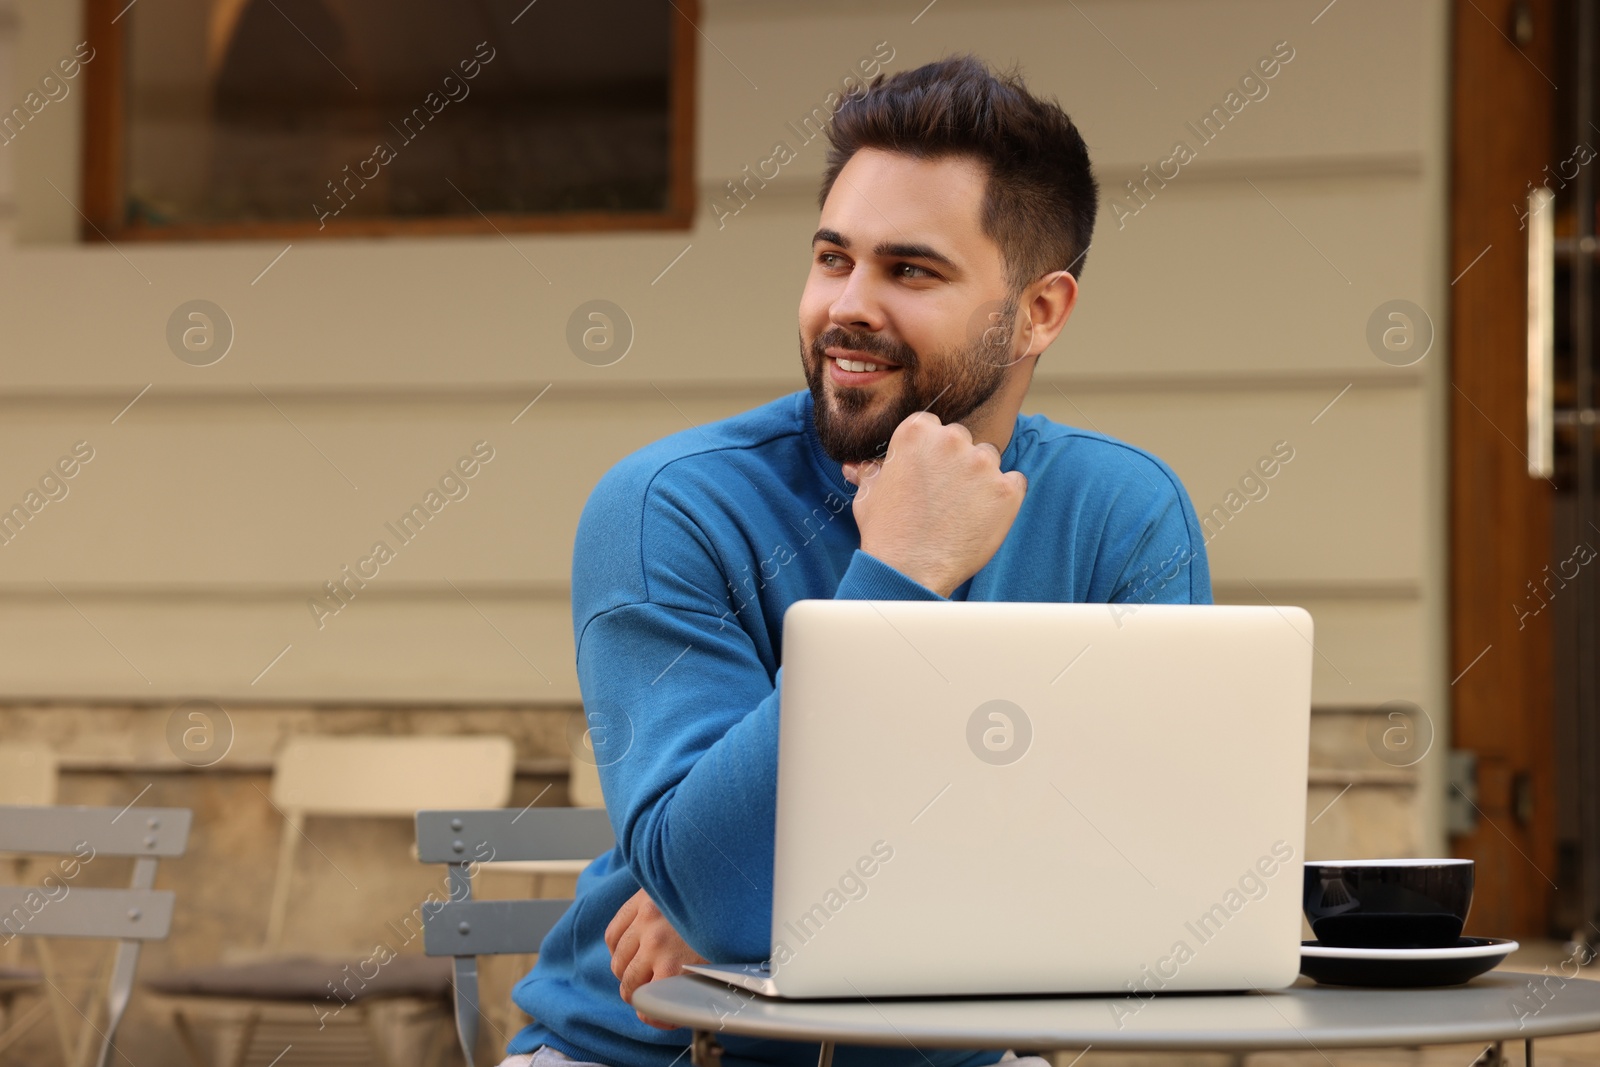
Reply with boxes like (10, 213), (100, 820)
(604, 889), (706, 1029)
(842, 412), (1027, 596)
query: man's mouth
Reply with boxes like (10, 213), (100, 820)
(825, 347), (902, 381)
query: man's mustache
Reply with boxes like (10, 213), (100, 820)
(812, 329), (919, 370)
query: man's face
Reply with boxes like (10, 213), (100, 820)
(799, 148), (1022, 464)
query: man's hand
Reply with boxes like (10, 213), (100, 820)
(604, 888), (707, 1029)
(842, 411), (1027, 596)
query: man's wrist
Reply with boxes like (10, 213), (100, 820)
(855, 547), (957, 598)
(834, 549), (949, 601)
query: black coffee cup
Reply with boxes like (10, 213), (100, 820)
(1303, 859), (1474, 948)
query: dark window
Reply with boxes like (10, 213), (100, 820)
(81, 0), (695, 240)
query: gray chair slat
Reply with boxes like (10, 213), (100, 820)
(423, 898), (571, 957)
(0, 805), (191, 857)
(0, 887), (174, 940)
(415, 807), (614, 864)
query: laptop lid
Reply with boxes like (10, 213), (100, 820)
(761, 600), (1313, 998)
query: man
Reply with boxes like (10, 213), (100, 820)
(501, 54), (1211, 1067)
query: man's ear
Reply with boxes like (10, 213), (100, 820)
(1019, 270), (1080, 362)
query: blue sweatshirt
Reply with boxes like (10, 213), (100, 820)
(510, 389), (1211, 1067)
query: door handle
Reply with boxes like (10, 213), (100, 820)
(1528, 186), (1555, 478)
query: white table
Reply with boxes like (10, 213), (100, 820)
(633, 972), (1600, 1067)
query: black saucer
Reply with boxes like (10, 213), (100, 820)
(1299, 937), (1519, 988)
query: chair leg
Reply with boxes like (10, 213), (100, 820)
(389, 999), (454, 1067)
(451, 957), (481, 1067)
(91, 939), (142, 1067)
(424, 1004), (455, 1067)
(225, 1008), (260, 1067)
(71, 946), (118, 1067)
(170, 1008), (213, 1067)
(0, 996), (52, 1057)
(358, 1002), (395, 1067)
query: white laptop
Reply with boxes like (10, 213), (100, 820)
(685, 600), (1314, 999)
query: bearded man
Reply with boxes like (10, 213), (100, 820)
(501, 53), (1212, 1067)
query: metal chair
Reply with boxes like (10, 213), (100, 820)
(0, 802), (192, 1067)
(415, 807), (614, 1066)
(143, 735), (515, 1067)
(467, 751), (606, 1046)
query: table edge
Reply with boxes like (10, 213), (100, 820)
(631, 974), (1600, 1051)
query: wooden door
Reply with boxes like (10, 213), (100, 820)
(1449, 0), (1562, 939)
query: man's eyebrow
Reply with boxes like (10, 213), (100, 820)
(810, 228), (959, 272)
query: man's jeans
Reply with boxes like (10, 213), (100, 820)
(498, 1045), (614, 1067)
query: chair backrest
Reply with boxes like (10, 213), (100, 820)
(262, 735), (516, 949)
(415, 807), (614, 1066)
(568, 754), (604, 808)
(273, 736), (515, 814)
(0, 744), (57, 806)
(0, 804), (191, 1067)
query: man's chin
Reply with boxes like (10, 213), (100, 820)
(815, 401), (905, 464)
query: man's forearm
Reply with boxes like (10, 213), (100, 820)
(589, 550), (946, 961)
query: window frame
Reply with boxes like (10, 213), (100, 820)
(79, 0), (697, 241)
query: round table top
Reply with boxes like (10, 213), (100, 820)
(633, 973), (1600, 1051)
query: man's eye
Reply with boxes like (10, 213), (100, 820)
(817, 252), (847, 268)
(896, 263), (935, 279)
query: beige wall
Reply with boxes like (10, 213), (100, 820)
(1, 0), (1450, 852)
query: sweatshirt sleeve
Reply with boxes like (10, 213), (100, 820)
(573, 469), (938, 963)
(1092, 449), (1214, 607)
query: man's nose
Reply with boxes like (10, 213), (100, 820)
(829, 267), (886, 332)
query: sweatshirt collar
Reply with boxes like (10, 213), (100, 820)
(797, 389), (1026, 499)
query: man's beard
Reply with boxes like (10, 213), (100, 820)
(802, 296), (1019, 464)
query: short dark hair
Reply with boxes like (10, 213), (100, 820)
(819, 55), (1099, 293)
